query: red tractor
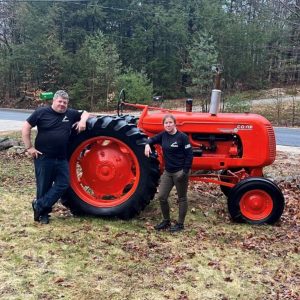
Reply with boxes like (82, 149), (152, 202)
(60, 86), (285, 225)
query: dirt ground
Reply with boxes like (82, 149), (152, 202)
(186, 147), (300, 225)
(277, 145), (300, 154)
(0, 136), (299, 299)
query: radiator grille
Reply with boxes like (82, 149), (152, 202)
(266, 124), (276, 160)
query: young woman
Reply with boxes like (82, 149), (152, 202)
(144, 114), (193, 232)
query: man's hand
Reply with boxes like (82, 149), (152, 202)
(74, 120), (86, 133)
(27, 147), (43, 159)
(73, 110), (91, 133)
(144, 144), (152, 157)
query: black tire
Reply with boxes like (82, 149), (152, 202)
(228, 177), (285, 224)
(220, 185), (231, 198)
(122, 114), (139, 125)
(62, 116), (159, 219)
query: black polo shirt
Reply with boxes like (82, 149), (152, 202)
(27, 106), (82, 159)
(147, 130), (193, 173)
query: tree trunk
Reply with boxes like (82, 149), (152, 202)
(0, 137), (20, 151)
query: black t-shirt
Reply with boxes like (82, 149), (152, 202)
(148, 131), (193, 173)
(27, 106), (82, 159)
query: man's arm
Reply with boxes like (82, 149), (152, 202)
(22, 121), (42, 158)
(22, 121), (33, 150)
(75, 111), (92, 133)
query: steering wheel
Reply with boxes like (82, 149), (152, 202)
(117, 89), (126, 116)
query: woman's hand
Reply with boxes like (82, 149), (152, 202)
(144, 144), (152, 157)
(177, 169), (188, 182)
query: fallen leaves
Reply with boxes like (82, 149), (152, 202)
(0, 139), (299, 299)
(207, 260), (221, 270)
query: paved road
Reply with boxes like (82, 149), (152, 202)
(0, 109), (31, 132)
(0, 109), (31, 121)
(274, 127), (300, 147)
(0, 109), (299, 147)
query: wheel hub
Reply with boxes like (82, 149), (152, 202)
(96, 162), (116, 181)
(248, 196), (262, 210)
(69, 136), (140, 207)
(240, 189), (273, 220)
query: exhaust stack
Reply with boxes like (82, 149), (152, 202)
(209, 65), (223, 116)
(209, 89), (221, 115)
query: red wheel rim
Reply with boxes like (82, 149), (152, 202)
(240, 189), (273, 220)
(69, 136), (140, 207)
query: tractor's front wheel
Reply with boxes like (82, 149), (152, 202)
(227, 177), (284, 224)
(62, 116), (159, 219)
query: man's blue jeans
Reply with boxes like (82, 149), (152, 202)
(34, 156), (70, 214)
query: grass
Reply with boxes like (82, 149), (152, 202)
(0, 133), (299, 299)
(223, 90), (266, 101)
(251, 101), (300, 127)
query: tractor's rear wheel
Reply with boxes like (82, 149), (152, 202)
(62, 116), (159, 219)
(123, 114), (139, 125)
(228, 177), (284, 224)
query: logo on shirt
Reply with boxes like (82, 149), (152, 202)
(62, 116), (69, 122)
(185, 144), (191, 149)
(170, 142), (178, 148)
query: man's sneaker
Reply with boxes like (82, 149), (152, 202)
(32, 200), (42, 222)
(154, 220), (171, 231)
(39, 214), (50, 224)
(169, 223), (184, 232)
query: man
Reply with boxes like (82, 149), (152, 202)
(22, 90), (91, 224)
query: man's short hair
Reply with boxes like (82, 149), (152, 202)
(53, 90), (69, 101)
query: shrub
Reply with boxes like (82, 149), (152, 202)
(224, 94), (251, 113)
(116, 70), (153, 104)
